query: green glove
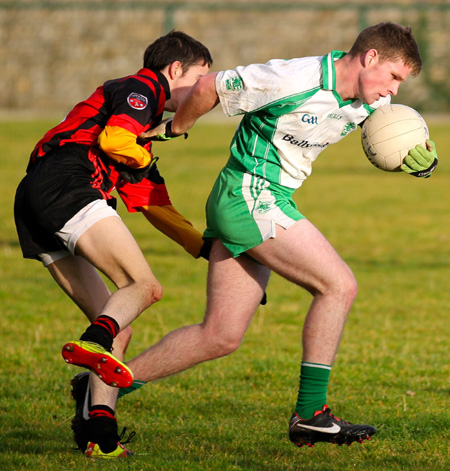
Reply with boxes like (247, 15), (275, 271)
(137, 119), (188, 143)
(401, 139), (438, 178)
(153, 120), (188, 141)
(140, 120), (188, 142)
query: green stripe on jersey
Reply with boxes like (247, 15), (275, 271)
(229, 87), (321, 184)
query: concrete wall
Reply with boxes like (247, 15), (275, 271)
(1, 1), (449, 115)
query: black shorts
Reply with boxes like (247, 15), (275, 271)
(14, 144), (117, 260)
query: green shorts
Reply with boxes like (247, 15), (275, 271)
(204, 166), (305, 257)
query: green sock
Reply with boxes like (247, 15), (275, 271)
(295, 362), (331, 419)
(118, 380), (146, 399)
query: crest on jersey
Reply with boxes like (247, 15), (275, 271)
(127, 93), (148, 110)
(256, 201), (272, 214)
(225, 75), (243, 91)
(340, 122), (357, 136)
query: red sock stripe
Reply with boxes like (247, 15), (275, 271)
(93, 315), (120, 338)
(89, 407), (116, 421)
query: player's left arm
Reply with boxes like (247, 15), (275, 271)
(98, 125), (152, 168)
(98, 125), (157, 183)
(99, 76), (166, 179)
(401, 139), (438, 178)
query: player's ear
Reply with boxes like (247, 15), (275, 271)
(168, 61), (183, 80)
(363, 49), (379, 68)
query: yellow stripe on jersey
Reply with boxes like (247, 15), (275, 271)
(98, 125), (152, 168)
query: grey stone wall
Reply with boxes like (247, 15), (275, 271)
(1, 1), (449, 115)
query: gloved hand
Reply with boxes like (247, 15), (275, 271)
(117, 157), (159, 184)
(138, 119), (188, 142)
(401, 139), (438, 178)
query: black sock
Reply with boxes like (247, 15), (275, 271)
(80, 315), (120, 351)
(87, 405), (118, 453)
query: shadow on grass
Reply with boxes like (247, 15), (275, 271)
(0, 427), (71, 455)
(0, 239), (21, 249)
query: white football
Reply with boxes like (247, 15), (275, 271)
(361, 104), (429, 172)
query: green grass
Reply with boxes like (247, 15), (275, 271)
(0, 117), (449, 470)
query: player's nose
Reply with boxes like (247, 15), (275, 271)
(388, 83), (400, 97)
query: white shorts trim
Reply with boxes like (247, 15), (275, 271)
(242, 172), (298, 240)
(38, 250), (71, 267)
(38, 200), (120, 265)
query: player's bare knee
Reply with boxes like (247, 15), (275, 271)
(151, 280), (163, 304)
(218, 338), (241, 357)
(331, 268), (358, 305)
(139, 279), (163, 307)
(313, 265), (357, 305)
(120, 325), (133, 346)
(342, 268), (358, 299)
(113, 326), (133, 356)
(348, 275), (358, 301)
(204, 331), (242, 358)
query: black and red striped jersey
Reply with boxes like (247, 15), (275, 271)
(28, 68), (170, 171)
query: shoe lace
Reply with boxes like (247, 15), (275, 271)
(322, 407), (350, 425)
(118, 427), (136, 445)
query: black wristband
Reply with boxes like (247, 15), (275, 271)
(165, 120), (177, 138)
(410, 157), (438, 178)
(165, 120), (188, 139)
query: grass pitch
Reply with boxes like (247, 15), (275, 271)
(0, 118), (449, 470)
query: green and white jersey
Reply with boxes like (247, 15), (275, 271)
(215, 51), (391, 189)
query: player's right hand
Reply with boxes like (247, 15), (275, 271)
(138, 119), (188, 142)
(401, 139), (438, 178)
